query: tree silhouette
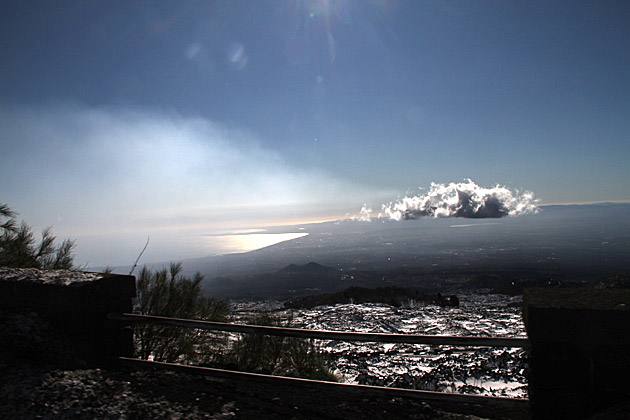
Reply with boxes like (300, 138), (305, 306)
(0, 203), (75, 269)
(134, 262), (230, 362)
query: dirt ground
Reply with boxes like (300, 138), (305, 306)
(0, 364), (530, 420)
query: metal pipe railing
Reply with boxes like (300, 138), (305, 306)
(109, 312), (530, 348)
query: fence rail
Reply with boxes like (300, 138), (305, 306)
(110, 312), (530, 409)
(118, 357), (530, 409)
(109, 313), (530, 348)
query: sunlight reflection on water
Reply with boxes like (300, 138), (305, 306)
(202, 232), (308, 255)
(76, 231), (309, 269)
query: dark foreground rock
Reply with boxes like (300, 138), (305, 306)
(0, 364), (530, 420)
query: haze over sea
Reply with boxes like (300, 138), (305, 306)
(80, 229), (309, 270)
(93, 202), (630, 284)
(80, 179), (542, 269)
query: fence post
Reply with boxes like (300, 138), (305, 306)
(523, 288), (630, 419)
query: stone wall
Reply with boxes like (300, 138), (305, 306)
(524, 288), (630, 419)
(0, 267), (136, 368)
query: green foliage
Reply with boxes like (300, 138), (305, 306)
(134, 266), (336, 379)
(229, 313), (338, 382)
(134, 263), (230, 363)
(0, 203), (75, 269)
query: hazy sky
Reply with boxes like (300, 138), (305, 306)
(1, 1), (629, 264)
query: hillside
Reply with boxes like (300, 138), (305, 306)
(284, 286), (459, 309)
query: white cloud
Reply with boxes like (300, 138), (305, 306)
(351, 204), (373, 222)
(378, 179), (539, 221)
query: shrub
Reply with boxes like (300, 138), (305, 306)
(0, 203), (75, 269)
(228, 313), (338, 382)
(134, 263), (230, 363)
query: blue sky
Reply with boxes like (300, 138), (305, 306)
(1, 1), (629, 265)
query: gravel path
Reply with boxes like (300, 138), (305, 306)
(1, 363), (530, 420)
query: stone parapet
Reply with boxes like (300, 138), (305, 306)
(0, 267), (136, 367)
(524, 288), (630, 419)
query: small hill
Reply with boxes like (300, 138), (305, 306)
(204, 261), (344, 300)
(278, 262), (337, 274)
